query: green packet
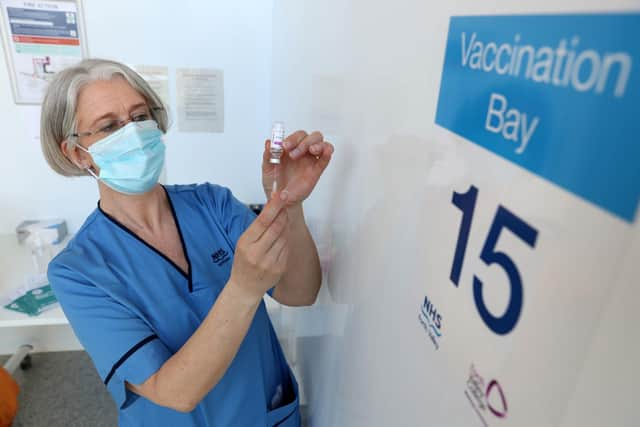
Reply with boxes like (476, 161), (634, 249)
(4, 275), (59, 317)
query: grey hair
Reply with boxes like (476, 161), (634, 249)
(40, 58), (169, 176)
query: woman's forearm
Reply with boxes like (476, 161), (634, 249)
(272, 203), (322, 306)
(129, 194), (291, 412)
(128, 281), (262, 412)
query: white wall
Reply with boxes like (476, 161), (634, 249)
(0, 0), (273, 234)
(271, 1), (640, 426)
(3, 2), (639, 425)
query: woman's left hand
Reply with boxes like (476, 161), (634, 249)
(262, 130), (334, 203)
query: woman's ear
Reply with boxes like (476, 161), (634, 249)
(61, 139), (89, 169)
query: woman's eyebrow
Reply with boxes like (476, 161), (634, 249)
(87, 102), (149, 129)
(129, 102), (148, 113)
(87, 111), (118, 129)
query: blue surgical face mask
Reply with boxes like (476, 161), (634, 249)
(77, 120), (165, 195)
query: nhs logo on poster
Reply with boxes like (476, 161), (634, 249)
(419, 295), (443, 350)
(435, 14), (640, 222)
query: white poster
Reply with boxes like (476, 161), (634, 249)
(176, 67), (224, 133)
(0, 0), (87, 104)
(132, 64), (169, 106)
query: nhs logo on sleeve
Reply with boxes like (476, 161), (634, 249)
(211, 248), (230, 266)
(435, 14), (640, 222)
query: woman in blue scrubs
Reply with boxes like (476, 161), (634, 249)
(40, 58), (334, 426)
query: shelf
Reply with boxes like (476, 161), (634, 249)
(0, 234), (70, 328)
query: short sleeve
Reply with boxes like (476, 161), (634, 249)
(49, 262), (172, 409)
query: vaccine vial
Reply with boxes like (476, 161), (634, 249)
(270, 122), (285, 164)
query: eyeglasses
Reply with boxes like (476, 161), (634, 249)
(71, 106), (163, 141)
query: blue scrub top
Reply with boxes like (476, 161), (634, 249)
(48, 183), (300, 427)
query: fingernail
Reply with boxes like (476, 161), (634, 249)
(283, 141), (292, 150)
(290, 148), (300, 158)
(280, 190), (289, 201)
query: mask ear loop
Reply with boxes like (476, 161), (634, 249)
(85, 166), (100, 180)
(74, 142), (100, 180)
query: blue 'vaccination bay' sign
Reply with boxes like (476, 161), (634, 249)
(435, 14), (640, 223)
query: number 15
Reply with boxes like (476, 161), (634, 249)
(450, 186), (538, 335)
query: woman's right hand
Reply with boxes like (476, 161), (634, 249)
(229, 191), (290, 301)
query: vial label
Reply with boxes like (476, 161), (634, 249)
(270, 122), (285, 164)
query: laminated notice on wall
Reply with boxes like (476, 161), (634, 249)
(133, 65), (169, 106)
(0, 0), (88, 104)
(176, 68), (224, 133)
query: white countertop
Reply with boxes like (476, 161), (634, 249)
(0, 234), (70, 328)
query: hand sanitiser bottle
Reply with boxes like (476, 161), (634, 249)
(270, 122), (285, 194)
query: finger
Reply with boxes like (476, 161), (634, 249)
(254, 208), (288, 254)
(265, 232), (287, 265)
(262, 139), (273, 173)
(313, 142), (334, 174)
(270, 231), (289, 266)
(244, 191), (288, 242)
(309, 142), (324, 156)
(276, 243), (289, 266)
(282, 130), (308, 152)
(289, 131), (323, 159)
(262, 139), (270, 163)
(263, 238), (288, 282)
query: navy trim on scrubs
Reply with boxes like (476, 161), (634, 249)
(96, 186), (194, 292)
(49, 183), (298, 425)
(274, 410), (297, 427)
(162, 186), (194, 292)
(104, 334), (159, 385)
